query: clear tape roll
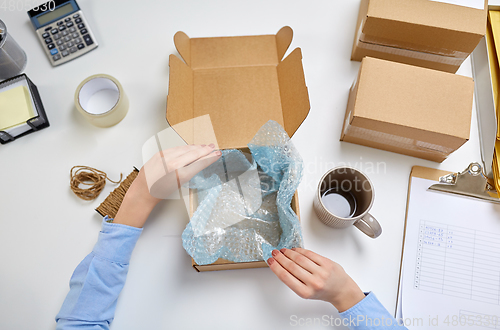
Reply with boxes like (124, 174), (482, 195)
(74, 74), (128, 128)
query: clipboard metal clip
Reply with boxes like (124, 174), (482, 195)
(429, 163), (499, 203)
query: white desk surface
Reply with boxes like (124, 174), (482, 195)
(0, 1), (482, 329)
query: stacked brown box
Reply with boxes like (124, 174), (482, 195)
(341, 57), (474, 162)
(352, 0), (487, 73)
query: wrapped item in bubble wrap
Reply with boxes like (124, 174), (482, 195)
(182, 120), (304, 265)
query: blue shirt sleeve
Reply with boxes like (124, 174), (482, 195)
(55, 217), (142, 330)
(339, 292), (408, 329)
(55, 218), (405, 330)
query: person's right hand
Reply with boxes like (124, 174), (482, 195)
(267, 248), (366, 312)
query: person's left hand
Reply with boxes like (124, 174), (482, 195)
(142, 143), (221, 201)
(113, 144), (221, 228)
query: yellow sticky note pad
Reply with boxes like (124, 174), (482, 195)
(0, 86), (35, 131)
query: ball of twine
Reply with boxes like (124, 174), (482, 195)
(70, 166), (123, 201)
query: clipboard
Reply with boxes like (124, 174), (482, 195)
(395, 163), (500, 327)
(395, 165), (449, 319)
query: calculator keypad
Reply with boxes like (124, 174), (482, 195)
(37, 10), (97, 65)
(83, 34), (93, 46)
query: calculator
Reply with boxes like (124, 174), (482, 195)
(27, 0), (98, 66)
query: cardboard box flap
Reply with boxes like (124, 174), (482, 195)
(166, 54), (194, 144)
(277, 48), (310, 136)
(276, 26), (294, 61)
(167, 27), (310, 149)
(174, 31), (191, 66)
(174, 27), (294, 70)
(362, 0), (486, 54)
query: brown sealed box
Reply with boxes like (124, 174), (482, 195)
(166, 27), (310, 271)
(351, 0), (487, 73)
(341, 57), (474, 162)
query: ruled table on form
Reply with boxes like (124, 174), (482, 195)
(414, 220), (500, 305)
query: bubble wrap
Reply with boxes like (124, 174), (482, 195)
(182, 120), (304, 265)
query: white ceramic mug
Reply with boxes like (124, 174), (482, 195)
(313, 166), (382, 238)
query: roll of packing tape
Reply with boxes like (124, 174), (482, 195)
(75, 74), (129, 128)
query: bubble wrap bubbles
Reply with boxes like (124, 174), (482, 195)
(182, 120), (304, 265)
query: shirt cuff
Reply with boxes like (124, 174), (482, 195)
(339, 292), (400, 327)
(92, 216), (143, 264)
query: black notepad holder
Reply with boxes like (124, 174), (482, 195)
(0, 74), (50, 144)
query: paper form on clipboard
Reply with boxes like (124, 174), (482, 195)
(396, 166), (500, 329)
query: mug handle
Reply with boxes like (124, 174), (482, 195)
(354, 213), (382, 238)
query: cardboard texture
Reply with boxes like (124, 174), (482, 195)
(351, 0), (487, 73)
(341, 57), (474, 162)
(166, 27), (310, 271)
(167, 26), (310, 150)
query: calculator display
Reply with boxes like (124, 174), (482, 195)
(36, 3), (73, 25)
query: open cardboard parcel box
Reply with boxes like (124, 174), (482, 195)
(166, 27), (310, 271)
(351, 0), (487, 73)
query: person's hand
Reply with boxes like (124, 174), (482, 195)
(142, 144), (222, 200)
(113, 144), (221, 228)
(267, 248), (366, 312)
